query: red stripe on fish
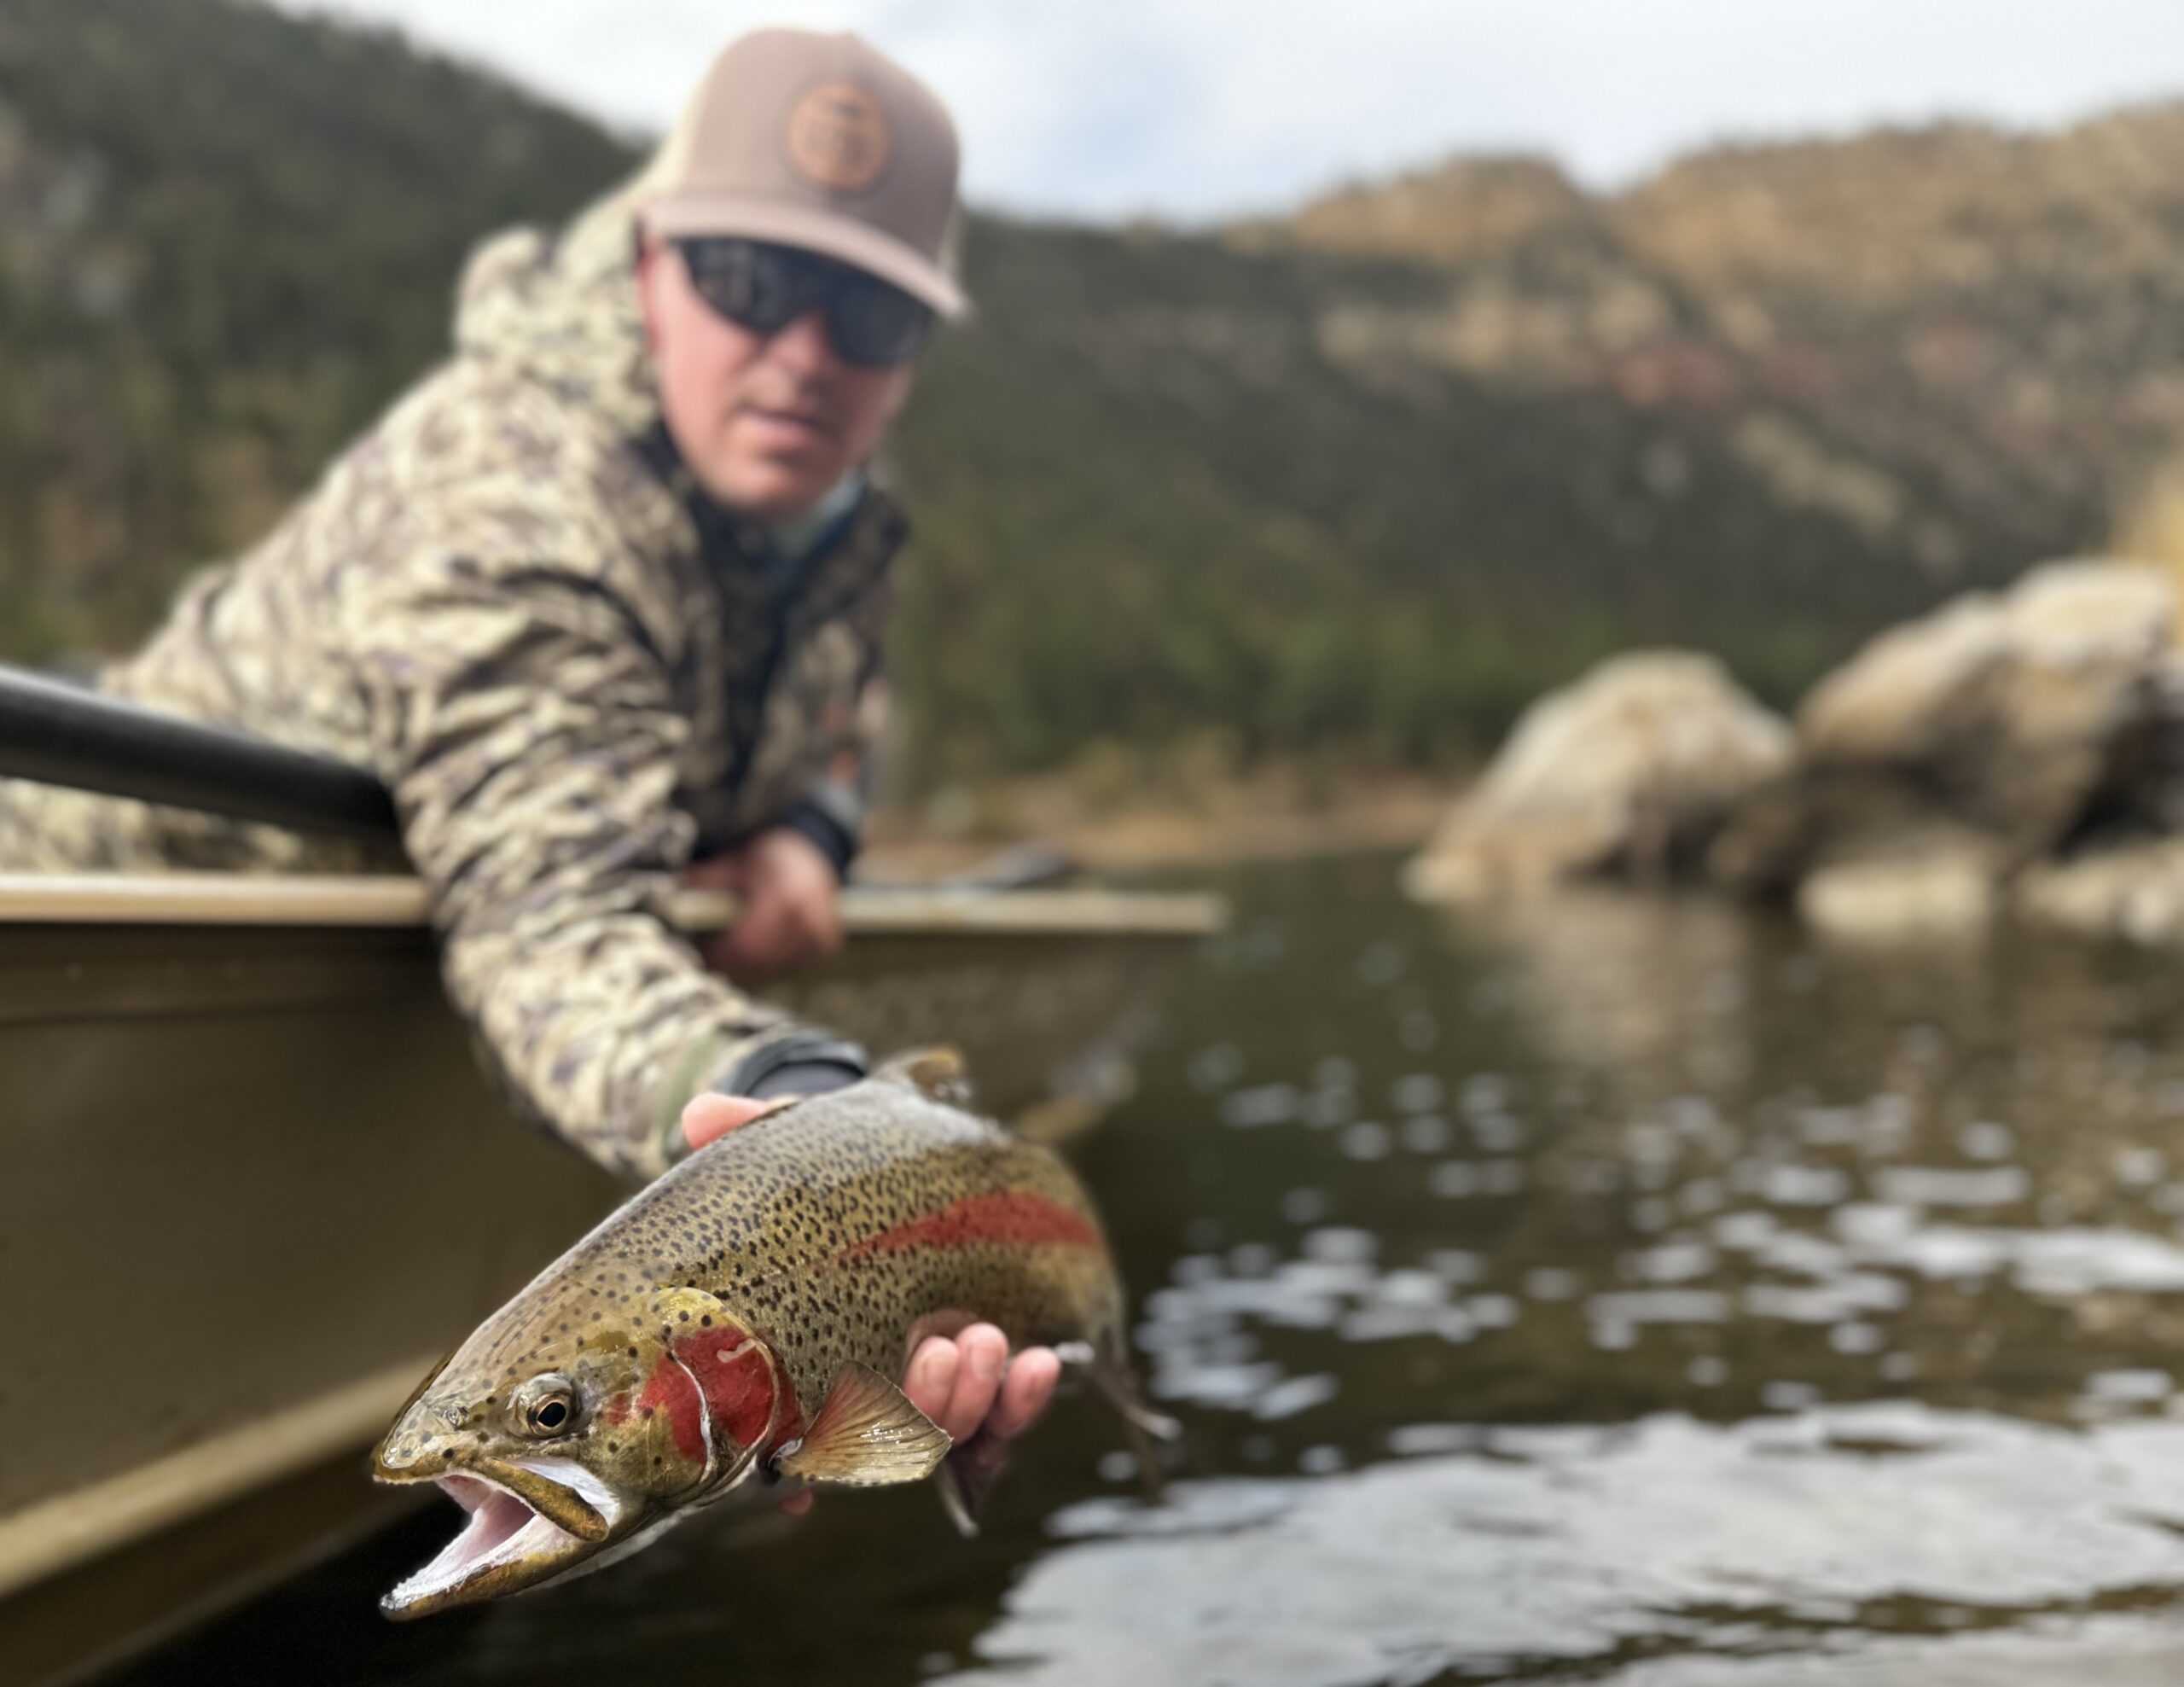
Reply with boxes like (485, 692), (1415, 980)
(631, 1352), (706, 1464)
(671, 1328), (776, 1450)
(842, 1190), (1101, 1258)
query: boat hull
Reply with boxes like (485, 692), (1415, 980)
(0, 875), (1217, 1682)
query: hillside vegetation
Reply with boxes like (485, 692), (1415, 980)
(3, 0), (2178, 789)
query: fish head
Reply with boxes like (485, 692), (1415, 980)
(373, 1285), (787, 1619)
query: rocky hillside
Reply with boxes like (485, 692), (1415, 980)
(1246, 108), (2184, 592)
(4, 0), (2180, 787)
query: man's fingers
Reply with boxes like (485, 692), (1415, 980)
(901, 1327), (1057, 1444)
(776, 898), (841, 958)
(682, 854), (743, 892)
(903, 1335), (959, 1422)
(700, 924), (755, 977)
(680, 1092), (792, 1151)
(938, 1323), (1008, 1444)
(987, 1347), (1060, 1441)
(711, 902), (833, 981)
(714, 909), (790, 980)
(693, 828), (842, 980)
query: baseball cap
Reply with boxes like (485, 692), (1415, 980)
(639, 29), (966, 318)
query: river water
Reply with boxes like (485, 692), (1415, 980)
(117, 852), (2184, 1683)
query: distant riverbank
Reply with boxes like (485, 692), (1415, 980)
(864, 769), (1449, 880)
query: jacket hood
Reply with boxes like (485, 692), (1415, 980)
(453, 174), (662, 441)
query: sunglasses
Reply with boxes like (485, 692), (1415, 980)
(672, 237), (934, 368)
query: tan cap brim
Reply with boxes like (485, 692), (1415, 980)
(643, 194), (967, 319)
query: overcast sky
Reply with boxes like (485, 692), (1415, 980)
(285, 2), (2184, 222)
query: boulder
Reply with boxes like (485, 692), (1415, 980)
(1707, 763), (1956, 897)
(1403, 650), (1792, 900)
(1711, 559), (2178, 903)
(1796, 560), (2175, 855)
(2013, 839), (2184, 946)
(1797, 844), (1999, 944)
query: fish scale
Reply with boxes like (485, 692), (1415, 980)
(373, 1057), (1166, 1618)
(459, 1079), (1120, 1413)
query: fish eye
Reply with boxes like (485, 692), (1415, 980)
(513, 1374), (578, 1437)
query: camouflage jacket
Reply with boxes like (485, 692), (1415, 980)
(0, 181), (903, 1179)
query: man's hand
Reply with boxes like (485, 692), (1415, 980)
(681, 1091), (793, 1149)
(677, 1092), (1062, 1515)
(688, 826), (843, 981)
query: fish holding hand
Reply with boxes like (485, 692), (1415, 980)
(371, 1051), (1174, 1618)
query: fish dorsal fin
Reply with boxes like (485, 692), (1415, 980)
(878, 1047), (972, 1106)
(773, 1364), (951, 1486)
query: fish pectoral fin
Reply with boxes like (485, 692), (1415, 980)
(773, 1364), (952, 1486)
(878, 1047), (972, 1106)
(1056, 1341), (1182, 1443)
(936, 1430), (1012, 1539)
(1056, 1341), (1178, 1501)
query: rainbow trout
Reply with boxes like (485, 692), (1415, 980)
(372, 1054), (1170, 1618)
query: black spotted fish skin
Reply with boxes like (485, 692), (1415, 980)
(473, 1079), (1123, 1416)
(377, 1075), (1130, 1501)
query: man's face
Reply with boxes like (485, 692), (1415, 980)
(636, 237), (916, 521)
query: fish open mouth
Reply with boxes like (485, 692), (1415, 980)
(380, 1463), (623, 1620)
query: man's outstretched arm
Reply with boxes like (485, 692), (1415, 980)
(351, 552), (857, 1178)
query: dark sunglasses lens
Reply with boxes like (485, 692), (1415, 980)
(678, 240), (805, 334)
(827, 276), (933, 366)
(677, 239), (932, 365)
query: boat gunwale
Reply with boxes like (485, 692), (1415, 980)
(0, 1355), (443, 1603)
(0, 874), (1226, 937)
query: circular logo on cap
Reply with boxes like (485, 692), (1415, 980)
(783, 79), (892, 194)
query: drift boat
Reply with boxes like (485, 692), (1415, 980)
(0, 672), (1220, 1683)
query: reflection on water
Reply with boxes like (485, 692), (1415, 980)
(965, 1406), (2184, 1685)
(118, 855), (2184, 1684)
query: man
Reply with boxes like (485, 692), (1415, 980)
(0, 30), (1054, 1462)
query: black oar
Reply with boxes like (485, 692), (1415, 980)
(0, 663), (398, 841)
(0, 665), (1082, 884)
